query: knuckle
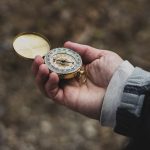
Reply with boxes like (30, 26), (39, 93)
(39, 64), (46, 72)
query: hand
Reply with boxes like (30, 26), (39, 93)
(31, 42), (123, 120)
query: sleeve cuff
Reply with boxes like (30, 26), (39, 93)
(100, 60), (134, 127)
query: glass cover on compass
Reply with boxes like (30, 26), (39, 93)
(44, 48), (82, 74)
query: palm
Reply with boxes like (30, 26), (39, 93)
(57, 61), (106, 119)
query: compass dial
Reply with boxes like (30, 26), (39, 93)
(44, 48), (82, 76)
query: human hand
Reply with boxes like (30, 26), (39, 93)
(31, 42), (123, 120)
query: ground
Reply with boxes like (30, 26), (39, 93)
(0, 0), (150, 150)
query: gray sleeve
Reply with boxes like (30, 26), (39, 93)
(114, 67), (150, 136)
(117, 67), (150, 116)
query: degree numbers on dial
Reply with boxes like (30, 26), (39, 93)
(44, 48), (82, 74)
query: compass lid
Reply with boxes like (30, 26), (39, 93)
(13, 32), (51, 59)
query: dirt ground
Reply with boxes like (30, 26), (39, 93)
(0, 0), (150, 150)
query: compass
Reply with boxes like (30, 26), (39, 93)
(44, 47), (83, 79)
(13, 32), (86, 80)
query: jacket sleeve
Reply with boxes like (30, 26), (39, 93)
(114, 67), (150, 137)
(100, 61), (150, 138)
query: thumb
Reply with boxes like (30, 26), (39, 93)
(64, 41), (103, 64)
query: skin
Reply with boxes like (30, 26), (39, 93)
(31, 41), (123, 120)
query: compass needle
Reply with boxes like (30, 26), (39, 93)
(44, 48), (84, 80)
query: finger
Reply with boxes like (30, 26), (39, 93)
(45, 72), (64, 104)
(35, 64), (49, 95)
(31, 55), (44, 77)
(64, 41), (104, 63)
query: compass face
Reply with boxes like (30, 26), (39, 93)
(44, 48), (82, 74)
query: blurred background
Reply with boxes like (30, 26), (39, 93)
(0, 0), (150, 150)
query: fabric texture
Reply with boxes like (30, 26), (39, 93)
(114, 67), (150, 137)
(114, 67), (150, 150)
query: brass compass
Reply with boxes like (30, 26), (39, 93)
(13, 32), (86, 81)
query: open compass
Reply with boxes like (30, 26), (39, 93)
(13, 32), (86, 80)
(44, 48), (84, 79)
